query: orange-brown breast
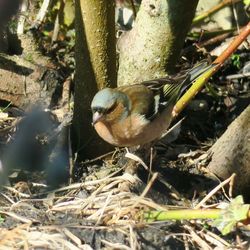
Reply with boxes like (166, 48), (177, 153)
(94, 105), (174, 147)
(93, 113), (146, 146)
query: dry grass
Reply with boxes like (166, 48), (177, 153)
(1, 166), (247, 250)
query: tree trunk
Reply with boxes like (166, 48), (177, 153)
(207, 105), (250, 197)
(72, 0), (116, 160)
(117, 0), (199, 86)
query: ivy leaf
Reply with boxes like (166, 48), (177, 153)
(212, 196), (249, 235)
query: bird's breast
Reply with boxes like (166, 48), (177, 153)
(93, 110), (173, 147)
(93, 114), (147, 146)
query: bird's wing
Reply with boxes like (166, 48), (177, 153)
(118, 84), (157, 120)
(118, 62), (216, 121)
(140, 76), (185, 120)
(140, 61), (217, 119)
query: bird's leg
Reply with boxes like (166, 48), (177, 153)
(124, 144), (156, 176)
(119, 143), (158, 193)
(123, 146), (141, 175)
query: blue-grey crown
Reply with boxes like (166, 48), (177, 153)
(91, 88), (130, 112)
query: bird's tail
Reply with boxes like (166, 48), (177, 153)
(166, 61), (217, 102)
(188, 61), (216, 82)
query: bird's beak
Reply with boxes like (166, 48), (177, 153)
(92, 111), (103, 125)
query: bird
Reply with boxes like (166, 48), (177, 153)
(91, 62), (215, 147)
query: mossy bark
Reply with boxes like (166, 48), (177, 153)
(72, 0), (116, 159)
(117, 0), (199, 86)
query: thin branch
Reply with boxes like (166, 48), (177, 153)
(192, 0), (241, 25)
(174, 21), (250, 116)
(31, 0), (51, 29)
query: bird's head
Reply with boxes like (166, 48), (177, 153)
(91, 88), (131, 125)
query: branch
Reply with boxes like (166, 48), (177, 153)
(174, 21), (250, 116)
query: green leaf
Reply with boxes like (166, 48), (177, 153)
(231, 54), (241, 69)
(0, 216), (4, 224)
(63, 0), (75, 27)
(212, 195), (249, 235)
(243, 0), (250, 6)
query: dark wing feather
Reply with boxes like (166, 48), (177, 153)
(141, 75), (187, 120)
(141, 62), (217, 119)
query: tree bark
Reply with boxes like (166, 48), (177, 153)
(117, 0), (199, 86)
(207, 105), (250, 197)
(0, 32), (61, 110)
(72, 0), (116, 159)
(0, 0), (21, 53)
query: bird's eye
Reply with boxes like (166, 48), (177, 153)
(106, 103), (116, 114)
(93, 107), (105, 114)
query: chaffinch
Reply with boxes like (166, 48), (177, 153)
(91, 62), (215, 147)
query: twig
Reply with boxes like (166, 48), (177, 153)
(0, 192), (15, 205)
(82, 150), (116, 164)
(232, 0), (240, 33)
(101, 239), (131, 250)
(0, 210), (34, 224)
(192, 0), (241, 25)
(17, 0), (28, 35)
(226, 72), (250, 80)
(51, 0), (65, 44)
(184, 225), (212, 250)
(61, 228), (82, 247)
(194, 174), (236, 209)
(174, 21), (250, 116)
(125, 150), (149, 170)
(2, 186), (31, 198)
(214, 22), (250, 64)
(31, 0), (51, 29)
